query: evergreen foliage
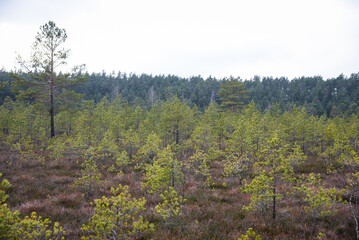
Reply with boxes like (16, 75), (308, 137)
(9, 21), (86, 137)
(218, 77), (248, 112)
(2, 24), (359, 238)
(81, 184), (154, 240)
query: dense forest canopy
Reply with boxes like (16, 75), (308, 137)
(1, 69), (358, 116)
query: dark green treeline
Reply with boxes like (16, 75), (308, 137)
(1, 69), (358, 116)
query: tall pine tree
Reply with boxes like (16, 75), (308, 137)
(10, 21), (86, 137)
(218, 78), (248, 112)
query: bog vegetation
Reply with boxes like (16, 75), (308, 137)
(1, 21), (359, 239)
(1, 95), (359, 239)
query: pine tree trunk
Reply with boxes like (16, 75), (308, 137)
(50, 92), (55, 137)
(310, 212), (318, 238)
(273, 176), (276, 220)
(350, 194), (359, 240)
(175, 124), (179, 145)
(50, 51), (55, 138)
(273, 188), (276, 220)
(171, 158), (175, 188)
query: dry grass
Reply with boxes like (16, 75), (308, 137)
(0, 147), (356, 240)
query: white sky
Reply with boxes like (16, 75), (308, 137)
(1, 0), (359, 80)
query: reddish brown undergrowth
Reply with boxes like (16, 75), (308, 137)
(0, 148), (355, 239)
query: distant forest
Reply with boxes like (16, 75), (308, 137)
(1, 69), (359, 116)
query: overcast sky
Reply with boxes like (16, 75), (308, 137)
(1, 0), (359, 80)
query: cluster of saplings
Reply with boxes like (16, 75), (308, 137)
(1, 20), (359, 239)
(1, 95), (359, 239)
